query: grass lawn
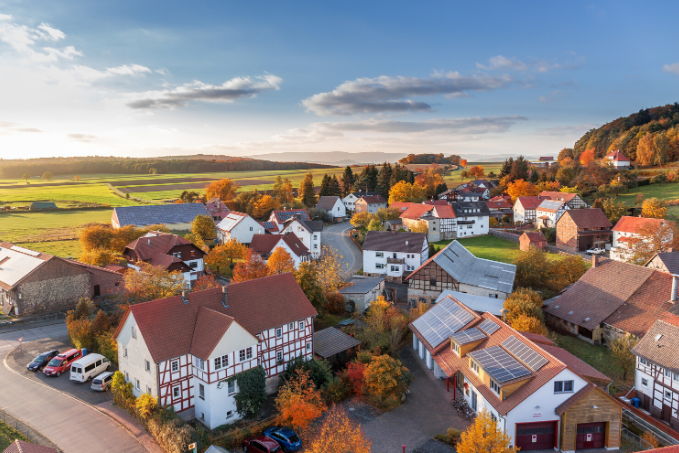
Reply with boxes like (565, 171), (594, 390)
(0, 420), (29, 450)
(615, 182), (679, 217)
(15, 240), (82, 258)
(432, 235), (565, 264)
(552, 332), (631, 392)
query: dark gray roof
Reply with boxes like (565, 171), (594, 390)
(632, 320), (679, 372)
(113, 203), (209, 227)
(432, 241), (516, 294)
(303, 219), (323, 232)
(338, 276), (385, 294)
(362, 231), (427, 253)
(314, 327), (361, 358)
(647, 252), (679, 275)
(316, 196), (341, 211)
(451, 202), (491, 218)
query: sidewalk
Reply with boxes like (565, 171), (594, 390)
(94, 401), (164, 453)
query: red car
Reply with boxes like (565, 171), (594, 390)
(43, 349), (82, 377)
(243, 435), (282, 453)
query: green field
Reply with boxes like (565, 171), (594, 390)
(443, 161), (503, 187)
(432, 235), (566, 264)
(615, 182), (679, 217)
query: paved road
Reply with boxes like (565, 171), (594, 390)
(323, 221), (362, 276)
(0, 322), (148, 453)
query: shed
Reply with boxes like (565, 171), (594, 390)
(337, 276), (385, 312)
(520, 231), (547, 251)
(29, 201), (57, 211)
(313, 327), (361, 362)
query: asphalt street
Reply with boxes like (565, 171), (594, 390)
(0, 321), (148, 453)
(323, 221), (363, 276)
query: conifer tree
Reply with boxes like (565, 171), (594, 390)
(341, 166), (354, 196)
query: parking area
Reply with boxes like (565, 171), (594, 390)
(7, 334), (114, 406)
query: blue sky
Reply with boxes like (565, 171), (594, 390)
(0, 0), (678, 160)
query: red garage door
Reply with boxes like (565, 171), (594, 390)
(515, 422), (557, 451)
(576, 422), (606, 450)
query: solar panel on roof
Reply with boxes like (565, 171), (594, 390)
(501, 336), (549, 371)
(451, 328), (486, 345)
(477, 318), (500, 335)
(469, 346), (531, 383)
(411, 299), (475, 349)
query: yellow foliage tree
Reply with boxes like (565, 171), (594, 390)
(506, 179), (539, 202)
(205, 178), (240, 206)
(205, 240), (247, 275)
(191, 214), (216, 240)
(275, 369), (326, 431)
(79, 248), (122, 267)
(636, 133), (654, 166)
(457, 409), (517, 453)
(267, 247), (296, 274)
(351, 212), (373, 229)
(251, 194), (280, 220)
(314, 245), (346, 293)
(363, 354), (411, 408)
(123, 261), (186, 304)
(641, 197), (667, 219)
(409, 221), (429, 234)
(307, 405), (372, 453)
(388, 181), (426, 204)
(511, 314), (548, 336)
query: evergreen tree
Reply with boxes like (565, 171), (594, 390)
(499, 157), (513, 179)
(329, 175), (342, 197)
(299, 173), (316, 207)
(530, 169), (539, 184)
(319, 174), (332, 196)
(341, 166), (354, 196)
(435, 182), (448, 197)
(377, 162), (393, 199)
(508, 156), (529, 182)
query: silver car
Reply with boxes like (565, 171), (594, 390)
(91, 371), (114, 391)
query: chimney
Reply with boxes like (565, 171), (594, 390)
(591, 254), (599, 268)
(221, 286), (228, 308)
(181, 291), (189, 304)
(668, 248), (675, 253)
(672, 276), (679, 303)
(147, 239), (151, 246)
(405, 240), (409, 246)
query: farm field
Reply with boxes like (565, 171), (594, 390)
(442, 161), (503, 187)
(432, 235), (568, 264)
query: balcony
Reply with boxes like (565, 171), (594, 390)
(387, 257), (405, 264)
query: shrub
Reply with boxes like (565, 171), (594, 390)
(225, 366), (266, 419)
(136, 394), (159, 420)
(435, 427), (462, 446)
(363, 355), (412, 410)
(283, 356), (333, 390)
(324, 293), (346, 315)
(323, 375), (350, 403)
(346, 361), (366, 395)
(147, 417), (197, 453)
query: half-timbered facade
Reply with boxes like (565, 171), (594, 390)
(539, 192), (589, 210)
(114, 273), (317, 429)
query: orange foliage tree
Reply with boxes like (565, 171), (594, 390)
(506, 179), (539, 202)
(579, 148), (596, 166)
(192, 274), (220, 292)
(459, 159), (468, 168)
(307, 405), (372, 453)
(511, 314), (548, 336)
(204, 240), (247, 275)
(275, 369), (326, 431)
(123, 262), (186, 304)
(205, 178), (240, 206)
(231, 249), (271, 283)
(457, 409), (517, 453)
(363, 354), (412, 408)
(346, 362), (365, 395)
(468, 165), (485, 178)
(267, 247), (296, 274)
(251, 194), (280, 220)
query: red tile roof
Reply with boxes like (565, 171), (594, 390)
(537, 344), (611, 383)
(560, 209), (612, 229)
(486, 199), (512, 209)
(189, 307), (236, 360)
(250, 233), (310, 258)
(520, 332), (554, 345)
(521, 232), (547, 243)
(652, 447), (679, 453)
(399, 204), (434, 220)
(2, 440), (59, 453)
(423, 200), (449, 206)
(433, 205), (456, 219)
(114, 273), (317, 363)
(125, 232), (198, 261)
(389, 202), (415, 211)
(613, 216), (664, 234)
(607, 149), (630, 162)
(539, 191), (579, 203)
(516, 196), (550, 210)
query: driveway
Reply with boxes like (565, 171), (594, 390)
(361, 347), (471, 453)
(0, 322), (152, 453)
(323, 221), (362, 276)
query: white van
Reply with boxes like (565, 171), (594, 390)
(70, 353), (110, 383)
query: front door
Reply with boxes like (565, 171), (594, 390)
(662, 403), (673, 423)
(471, 391), (477, 412)
(576, 422), (606, 449)
(515, 422), (557, 451)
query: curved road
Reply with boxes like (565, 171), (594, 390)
(323, 221), (363, 276)
(0, 322), (147, 453)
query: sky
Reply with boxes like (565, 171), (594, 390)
(1, 1), (679, 161)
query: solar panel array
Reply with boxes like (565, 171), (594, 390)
(261, 221), (276, 229)
(469, 346), (531, 383)
(451, 328), (486, 345)
(411, 299), (475, 348)
(276, 210), (309, 221)
(501, 336), (549, 371)
(477, 318), (500, 335)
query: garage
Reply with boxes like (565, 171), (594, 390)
(515, 421), (557, 451)
(576, 422), (606, 450)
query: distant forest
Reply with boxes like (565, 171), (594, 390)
(573, 103), (679, 163)
(398, 153), (461, 165)
(0, 156), (331, 178)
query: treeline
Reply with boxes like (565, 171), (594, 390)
(0, 156), (330, 178)
(398, 153), (461, 165)
(573, 103), (679, 163)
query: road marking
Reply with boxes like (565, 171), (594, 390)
(0, 345), (13, 349)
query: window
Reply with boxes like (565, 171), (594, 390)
(195, 358), (205, 371)
(246, 347), (253, 360)
(277, 351), (283, 362)
(306, 342), (311, 351)
(226, 410), (234, 419)
(376, 263), (384, 269)
(189, 261), (198, 269)
(145, 360), (150, 372)
(199, 383), (205, 400)
(313, 234), (318, 240)
(146, 386), (152, 394)
(390, 266), (399, 272)
(299, 321), (304, 330)
(131, 326), (136, 339)
(554, 380), (574, 393)
(674, 373), (679, 382)
(666, 390), (673, 400)
(666, 369), (671, 378)
(430, 278), (437, 286)
(276, 328), (282, 338)
(490, 380), (500, 394)
(249, 227), (253, 231)
(125, 371), (129, 382)
(123, 347), (128, 358)
(172, 386), (180, 399)
(172, 252), (181, 259)
(239, 349), (246, 362)
(215, 354), (229, 370)
(642, 378), (649, 387)
(470, 360), (479, 374)
(135, 379), (140, 390)
(452, 342), (460, 354)
(228, 380), (236, 394)
(171, 360), (179, 372)
(289, 322), (294, 330)
(639, 358), (647, 365)
(314, 244), (318, 249)
(376, 252), (384, 258)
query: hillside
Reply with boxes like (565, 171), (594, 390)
(573, 103), (679, 163)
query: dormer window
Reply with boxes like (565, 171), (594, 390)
(470, 359), (479, 374)
(490, 380), (500, 394)
(452, 342), (460, 355)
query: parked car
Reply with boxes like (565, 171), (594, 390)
(586, 247), (605, 255)
(70, 353), (111, 383)
(243, 435), (282, 453)
(91, 371), (114, 391)
(43, 349), (82, 377)
(263, 427), (302, 452)
(26, 350), (58, 372)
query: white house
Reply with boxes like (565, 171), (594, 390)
(513, 196), (549, 224)
(362, 231), (428, 282)
(606, 150), (631, 169)
(450, 202), (490, 237)
(342, 191), (380, 213)
(535, 200), (569, 229)
(539, 192), (589, 210)
(410, 300), (623, 451)
(315, 196), (346, 220)
(355, 195), (387, 214)
(249, 233), (311, 268)
(114, 273), (318, 430)
(279, 218), (323, 258)
(216, 212), (265, 245)
(269, 209), (311, 231)
(610, 216), (667, 262)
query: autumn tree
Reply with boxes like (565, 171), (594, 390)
(42, 171), (54, 181)
(513, 248), (551, 289)
(307, 406), (372, 453)
(408, 221), (429, 234)
(511, 314), (548, 336)
(642, 197), (667, 219)
(299, 173), (316, 207)
(232, 249), (271, 283)
(610, 334), (639, 381)
(626, 221), (679, 264)
(73, 175), (81, 182)
(251, 194), (279, 220)
(21, 172), (30, 182)
(415, 167), (444, 198)
(275, 369), (326, 431)
(350, 212), (373, 229)
(179, 190), (200, 203)
(267, 247), (296, 274)
(459, 159), (468, 168)
(273, 176), (295, 206)
(375, 207), (400, 221)
(503, 288), (543, 325)
(123, 261), (186, 304)
(205, 240), (247, 275)
(191, 214), (216, 241)
(294, 262), (327, 312)
(602, 198), (629, 224)
(549, 255), (588, 291)
(315, 245), (346, 293)
(636, 133), (654, 166)
(363, 354), (412, 409)
(579, 148), (596, 166)
(90, 310), (112, 338)
(79, 248), (122, 267)
(205, 178), (240, 206)
(185, 233), (207, 252)
(506, 179), (539, 202)
(192, 274), (220, 292)
(457, 409), (517, 453)
(388, 181), (425, 204)
(358, 297), (410, 356)
(367, 219), (384, 231)
(468, 165), (485, 178)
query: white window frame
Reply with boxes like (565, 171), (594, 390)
(289, 322), (294, 330)
(306, 342), (311, 351)
(239, 349), (246, 362)
(276, 328), (282, 338)
(642, 378), (649, 387)
(228, 380), (236, 395)
(246, 347), (253, 360)
(172, 386), (180, 399)
(135, 378), (140, 390)
(171, 360), (179, 372)
(299, 321), (304, 330)
(145, 360), (150, 372)
(123, 347), (128, 358)
(199, 383), (205, 400)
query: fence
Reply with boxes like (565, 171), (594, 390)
(621, 427), (653, 451)
(0, 407), (61, 451)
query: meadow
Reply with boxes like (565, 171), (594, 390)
(615, 182), (679, 217)
(442, 161), (503, 187)
(432, 235), (567, 264)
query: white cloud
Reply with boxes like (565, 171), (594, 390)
(155, 68), (169, 75)
(37, 23), (65, 41)
(69, 63), (151, 83)
(302, 72), (512, 116)
(663, 63), (679, 76)
(0, 14), (12, 21)
(477, 55), (585, 73)
(43, 46), (82, 60)
(106, 64), (152, 76)
(126, 74), (282, 109)
(476, 55), (528, 71)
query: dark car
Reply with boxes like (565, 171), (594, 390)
(243, 435), (282, 453)
(27, 350), (59, 372)
(263, 427), (302, 452)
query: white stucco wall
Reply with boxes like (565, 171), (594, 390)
(363, 250), (424, 276)
(117, 313), (158, 398)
